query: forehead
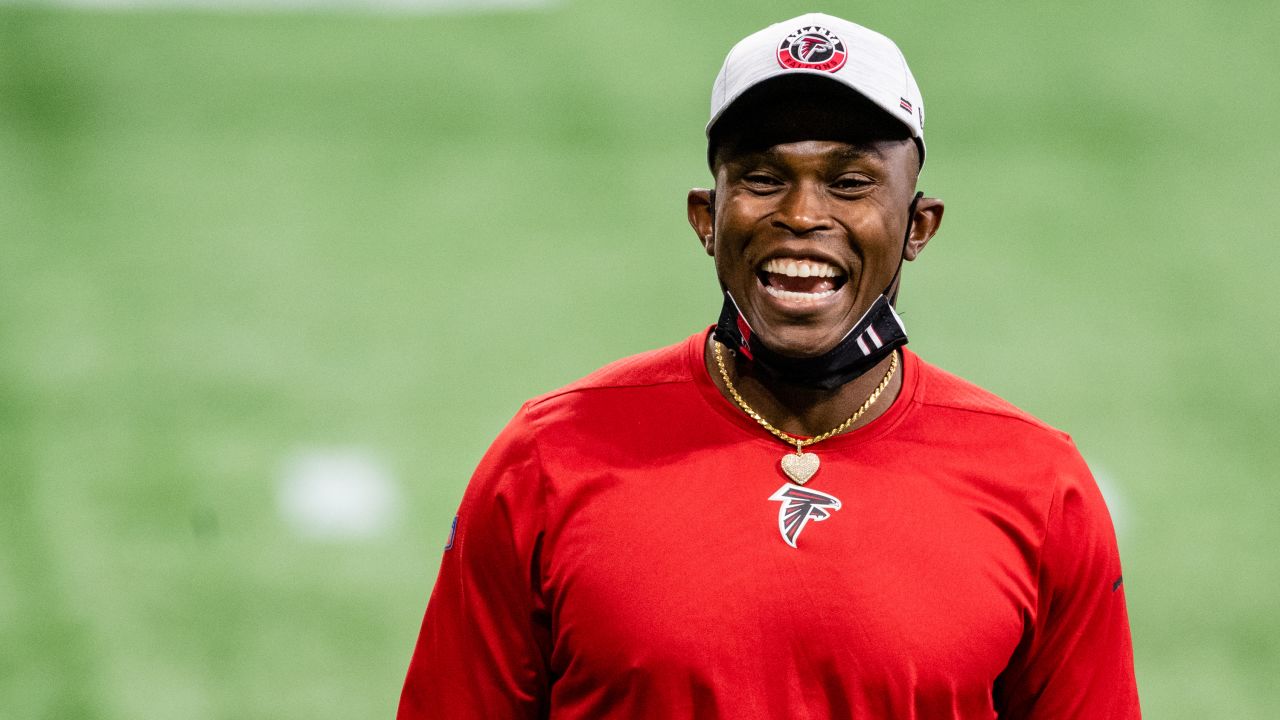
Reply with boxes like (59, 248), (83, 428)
(716, 138), (918, 190)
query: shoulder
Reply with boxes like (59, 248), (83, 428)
(909, 350), (1071, 443)
(905, 354), (1116, 569)
(903, 351), (1092, 503)
(522, 332), (701, 418)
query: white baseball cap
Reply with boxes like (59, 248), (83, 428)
(707, 13), (926, 164)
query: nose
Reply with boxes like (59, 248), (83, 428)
(771, 181), (832, 236)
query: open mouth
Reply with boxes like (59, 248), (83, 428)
(756, 257), (848, 302)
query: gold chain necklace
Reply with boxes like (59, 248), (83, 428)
(713, 341), (898, 485)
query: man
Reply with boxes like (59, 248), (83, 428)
(399, 13), (1139, 719)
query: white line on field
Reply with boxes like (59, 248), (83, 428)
(277, 447), (400, 541)
(1089, 463), (1130, 542)
(0, 0), (558, 13)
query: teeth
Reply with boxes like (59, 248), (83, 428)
(762, 258), (842, 278)
(764, 286), (837, 301)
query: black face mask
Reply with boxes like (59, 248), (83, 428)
(712, 192), (922, 391)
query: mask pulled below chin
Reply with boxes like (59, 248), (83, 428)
(712, 291), (908, 391)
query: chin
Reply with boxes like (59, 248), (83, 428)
(751, 319), (848, 359)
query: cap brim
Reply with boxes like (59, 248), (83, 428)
(705, 73), (924, 166)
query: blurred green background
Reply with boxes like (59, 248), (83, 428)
(2, 0), (1277, 717)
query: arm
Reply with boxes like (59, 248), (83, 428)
(398, 407), (552, 719)
(996, 448), (1140, 718)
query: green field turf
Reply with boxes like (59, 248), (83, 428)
(2, 1), (1277, 717)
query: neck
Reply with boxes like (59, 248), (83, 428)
(705, 334), (903, 438)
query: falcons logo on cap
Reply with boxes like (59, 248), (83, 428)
(777, 25), (847, 73)
(769, 484), (842, 548)
(797, 37), (832, 62)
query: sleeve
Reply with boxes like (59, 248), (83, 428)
(397, 406), (552, 719)
(996, 446), (1141, 718)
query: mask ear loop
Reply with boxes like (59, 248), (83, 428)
(886, 191), (924, 306)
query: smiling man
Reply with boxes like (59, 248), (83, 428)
(399, 13), (1139, 719)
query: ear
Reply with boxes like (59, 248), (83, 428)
(904, 196), (944, 261)
(687, 188), (715, 257)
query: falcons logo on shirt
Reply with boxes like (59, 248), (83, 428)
(769, 484), (842, 548)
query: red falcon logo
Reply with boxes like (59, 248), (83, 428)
(798, 36), (831, 62)
(769, 484), (842, 548)
(735, 311), (754, 360)
(777, 26), (848, 73)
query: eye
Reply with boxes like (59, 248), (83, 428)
(830, 175), (874, 194)
(741, 173), (784, 193)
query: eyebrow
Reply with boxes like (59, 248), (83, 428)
(834, 144), (885, 161)
(736, 143), (884, 166)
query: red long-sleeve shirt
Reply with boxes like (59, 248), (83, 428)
(399, 331), (1140, 718)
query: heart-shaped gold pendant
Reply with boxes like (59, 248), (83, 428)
(780, 451), (820, 485)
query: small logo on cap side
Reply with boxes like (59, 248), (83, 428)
(777, 26), (847, 73)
